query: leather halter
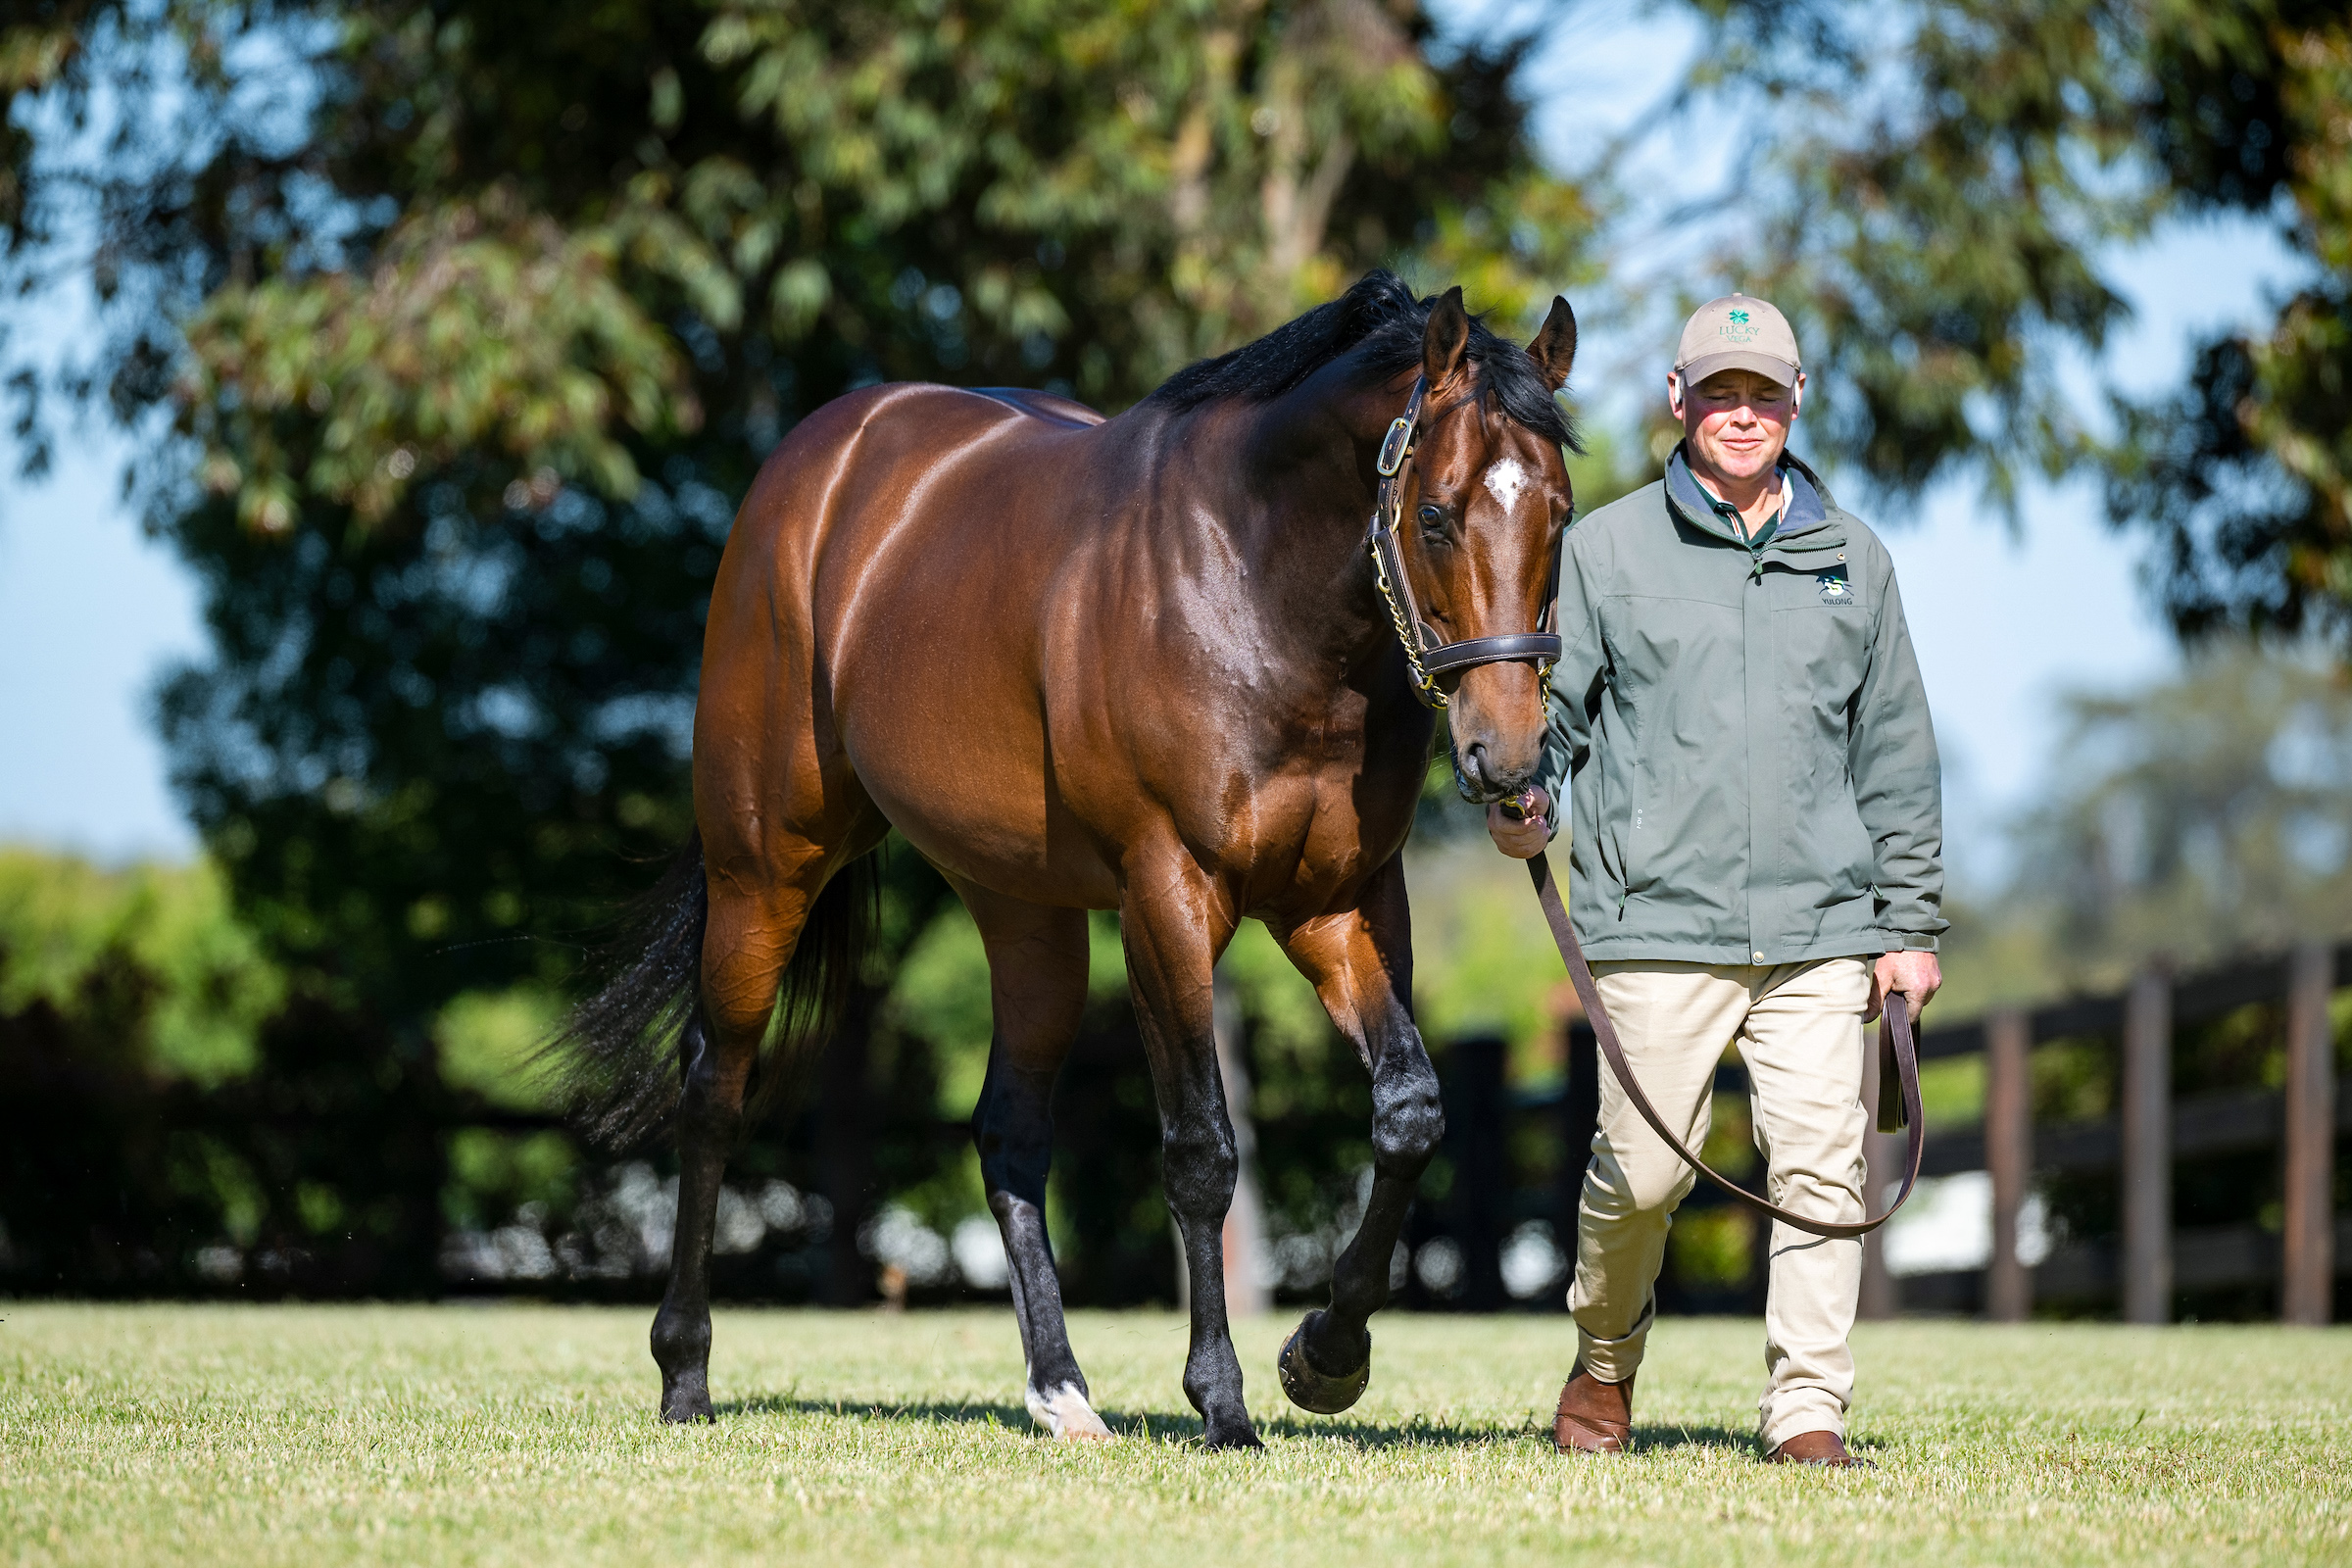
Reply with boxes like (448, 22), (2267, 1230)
(1364, 375), (1564, 710)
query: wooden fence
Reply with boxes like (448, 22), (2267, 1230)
(1397, 939), (2345, 1322)
(1856, 939), (2346, 1322)
(423, 934), (2343, 1318)
(1446, 939), (2347, 1321)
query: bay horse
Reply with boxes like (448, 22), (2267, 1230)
(559, 270), (1578, 1447)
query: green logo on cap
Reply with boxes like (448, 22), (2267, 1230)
(1729, 310), (1750, 323)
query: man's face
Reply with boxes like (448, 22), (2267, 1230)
(1670, 367), (1803, 484)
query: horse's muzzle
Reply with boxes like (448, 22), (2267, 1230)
(1451, 739), (1533, 805)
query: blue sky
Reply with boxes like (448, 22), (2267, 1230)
(0, 8), (2316, 885)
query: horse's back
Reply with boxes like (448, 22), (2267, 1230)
(710, 381), (1111, 640)
(964, 386), (1105, 428)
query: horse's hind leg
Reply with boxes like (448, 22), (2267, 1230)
(1268, 858), (1443, 1413)
(651, 846), (843, 1422)
(959, 882), (1110, 1440)
(650, 996), (754, 1424)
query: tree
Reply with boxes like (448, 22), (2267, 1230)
(2013, 648), (2352, 985)
(1, 3), (1604, 1300)
(2109, 7), (2352, 642)
(1, 1), (1602, 1031)
(0, 846), (445, 1297)
(1679, 0), (2352, 643)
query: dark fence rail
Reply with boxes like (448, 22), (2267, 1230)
(1871, 940), (2346, 1323)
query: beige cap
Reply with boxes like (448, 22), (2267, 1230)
(1674, 293), (1800, 388)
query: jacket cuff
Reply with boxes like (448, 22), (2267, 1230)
(1880, 932), (1940, 953)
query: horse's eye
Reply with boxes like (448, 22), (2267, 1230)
(1417, 504), (1445, 528)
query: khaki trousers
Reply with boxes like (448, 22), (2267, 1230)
(1567, 957), (1872, 1448)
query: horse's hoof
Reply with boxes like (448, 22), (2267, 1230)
(660, 1382), (714, 1424)
(1277, 1313), (1370, 1415)
(1203, 1416), (1265, 1450)
(1025, 1380), (1113, 1441)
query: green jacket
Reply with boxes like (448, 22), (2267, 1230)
(1533, 447), (1945, 963)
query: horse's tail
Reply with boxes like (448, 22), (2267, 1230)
(549, 828), (878, 1148)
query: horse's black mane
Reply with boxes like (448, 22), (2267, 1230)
(1147, 269), (1577, 449)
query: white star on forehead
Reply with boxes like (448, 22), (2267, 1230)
(1483, 456), (1530, 512)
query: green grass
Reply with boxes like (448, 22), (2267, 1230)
(3, 1305), (2347, 1566)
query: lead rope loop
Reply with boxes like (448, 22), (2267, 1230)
(1527, 850), (1926, 1240)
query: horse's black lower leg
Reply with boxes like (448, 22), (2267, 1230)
(651, 1009), (742, 1423)
(1273, 869), (1443, 1413)
(1119, 864), (1258, 1450)
(1290, 1031), (1442, 1395)
(959, 887), (1105, 1439)
(976, 1051), (1107, 1438)
(1162, 1102), (1256, 1446)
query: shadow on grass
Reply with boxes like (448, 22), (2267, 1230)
(713, 1397), (1837, 1465)
(718, 1394), (1033, 1429)
(1259, 1414), (1537, 1449)
(718, 1394), (1666, 1452)
(1627, 1422), (1755, 1456)
(720, 1394), (1219, 1443)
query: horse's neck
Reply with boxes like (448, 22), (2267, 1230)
(1217, 371), (1404, 674)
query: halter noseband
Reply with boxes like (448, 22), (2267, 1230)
(1363, 375), (1563, 710)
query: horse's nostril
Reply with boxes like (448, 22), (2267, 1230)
(1463, 742), (1491, 785)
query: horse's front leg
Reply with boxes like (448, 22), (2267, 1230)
(1270, 857), (1443, 1413)
(1119, 849), (1258, 1449)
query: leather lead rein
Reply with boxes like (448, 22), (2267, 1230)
(1527, 851), (1926, 1240)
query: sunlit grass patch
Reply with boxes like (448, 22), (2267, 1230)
(2, 1305), (2346, 1566)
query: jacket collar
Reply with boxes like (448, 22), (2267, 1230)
(1664, 444), (1843, 556)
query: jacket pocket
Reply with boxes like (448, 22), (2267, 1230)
(1774, 595), (1869, 693)
(1597, 754), (1629, 902)
(1622, 762), (1655, 897)
(1816, 797), (1876, 907)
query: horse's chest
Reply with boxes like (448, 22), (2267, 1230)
(1222, 719), (1419, 893)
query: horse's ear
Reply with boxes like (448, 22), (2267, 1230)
(1527, 296), (1577, 391)
(1423, 286), (1471, 388)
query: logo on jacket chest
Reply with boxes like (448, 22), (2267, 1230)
(1815, 567), (1854, 605)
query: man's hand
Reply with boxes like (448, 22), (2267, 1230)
(1868, 950), (1941, 1023)
(1486, 786), (1552, 859)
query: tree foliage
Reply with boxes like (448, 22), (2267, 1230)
(1688, 0), (2352, 643)
(0, 846), (282, 1084)
(1, 0), (1600, 1028)
(2014, 649), (2352, 983)
(1689, 0), (2150, 503)
(0, 844), (446, 1296)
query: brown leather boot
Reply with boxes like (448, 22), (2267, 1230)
(1762, 1430), (1871, 1467)
(1551, 1365), (1634, 1454)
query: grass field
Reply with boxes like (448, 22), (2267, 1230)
(3, 1304), (2347, 1566)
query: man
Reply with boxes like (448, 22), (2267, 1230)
(1487, 293), (1943, 1467)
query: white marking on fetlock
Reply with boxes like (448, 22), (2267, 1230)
(1025, 1380), (1112, 1441)
(1484, 456), (1530, 513)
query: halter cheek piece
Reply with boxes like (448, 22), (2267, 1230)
(1364, 375), (1563, 710)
